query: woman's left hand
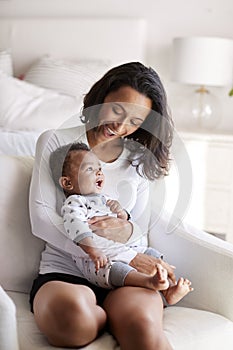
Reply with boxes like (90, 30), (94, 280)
(129, 253), (177, 284)
(88, 216), (133, 243)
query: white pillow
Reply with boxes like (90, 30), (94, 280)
(0, 71), (83, 131)
(0, 50), (13, 76)
(24, 56), (110, 97)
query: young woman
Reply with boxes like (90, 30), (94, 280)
(29, 62), (176, 350)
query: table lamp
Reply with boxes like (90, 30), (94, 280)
(171, 37), (233, 130)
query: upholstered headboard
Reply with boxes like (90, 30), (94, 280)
(0, 17), (147, 75)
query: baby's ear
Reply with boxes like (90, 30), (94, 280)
(59, 176), (73, 190)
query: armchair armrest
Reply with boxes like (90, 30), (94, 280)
(0, 286), (19, 350)
(148, 211), (233, 321)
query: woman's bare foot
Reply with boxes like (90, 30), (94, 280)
(147, 263), (169, 291)
(162, 277), (193, 305)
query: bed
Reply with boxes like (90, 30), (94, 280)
(0, 17), (146, 156)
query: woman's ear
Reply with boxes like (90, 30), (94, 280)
(59, 176), (73, 191)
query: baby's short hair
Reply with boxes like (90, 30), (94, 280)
(49, 142), (90, 188)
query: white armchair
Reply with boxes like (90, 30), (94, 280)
(149, 211), (233, 348)
(0, 154), (233, 350)
(0, 286), (19, 350)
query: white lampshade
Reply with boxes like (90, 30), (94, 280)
(171, 37), (233, 87)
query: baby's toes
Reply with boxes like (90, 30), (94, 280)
(177, 277), (184, 287)
(183, 278), (191, 285)
(184, 278), (194, 291)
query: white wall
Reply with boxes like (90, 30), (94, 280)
(0, 0), (233, 132)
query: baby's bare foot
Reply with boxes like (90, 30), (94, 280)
(148, 263), (169, 291)
(163, 277), (193, 305)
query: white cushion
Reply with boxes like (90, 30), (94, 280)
(24, 56), (110, 97)
(163, 306), (233, 349)
(0, 49), (13, 76)
(0, 129), (40, 156)
(0, 71), (82, 131)
(7, 291), (233, 350)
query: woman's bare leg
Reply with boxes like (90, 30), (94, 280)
(33, 281), (107, 347)
(103, 286), (172, 350)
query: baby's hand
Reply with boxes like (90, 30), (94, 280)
(89, 249), (108, 271)
(107, 199), (128, 220)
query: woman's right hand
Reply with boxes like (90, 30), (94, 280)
(129, 253), (177, 284)
(88, 215), (133, 243)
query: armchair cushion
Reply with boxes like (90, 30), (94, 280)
(163, 306), (233, 349)
(5, 290), (233, 350)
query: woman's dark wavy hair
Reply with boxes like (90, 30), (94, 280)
(82, 62), (174, 180)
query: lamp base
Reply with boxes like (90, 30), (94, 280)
(185, 86), (221, 131)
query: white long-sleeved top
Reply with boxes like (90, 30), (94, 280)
(29, 118), (151, 277)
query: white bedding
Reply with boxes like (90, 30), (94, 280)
(0, 57), (111, 156)
(0, 129), (41, 156)
(0, 18), (147, 156)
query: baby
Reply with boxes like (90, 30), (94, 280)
(50, 142), (193, 305)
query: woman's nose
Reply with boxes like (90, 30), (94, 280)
(113, 120), (128, 134)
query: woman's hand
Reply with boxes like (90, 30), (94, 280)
(88, 216), (133, 243)
(129, 253), (176, 284)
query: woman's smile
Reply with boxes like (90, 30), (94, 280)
(102, 124), (123, 138)
(104, 125), (118, 137)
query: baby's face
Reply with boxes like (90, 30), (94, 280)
(68, 150), (104, 195)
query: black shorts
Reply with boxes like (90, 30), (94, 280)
(29, 273), (111, 313)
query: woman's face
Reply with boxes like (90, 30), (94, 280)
(94, 86), (152, 144)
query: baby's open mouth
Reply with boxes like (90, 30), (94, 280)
(96, 179), (103, 188)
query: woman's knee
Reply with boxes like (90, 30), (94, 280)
(104, 288), (169, 350)
(47, 304), (103, 347)
(34, 283), (106, 347)
(105, 288), (163, 330)
(121, 302), (163, 337)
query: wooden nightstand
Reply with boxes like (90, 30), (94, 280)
(167, 131), (233, 244)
